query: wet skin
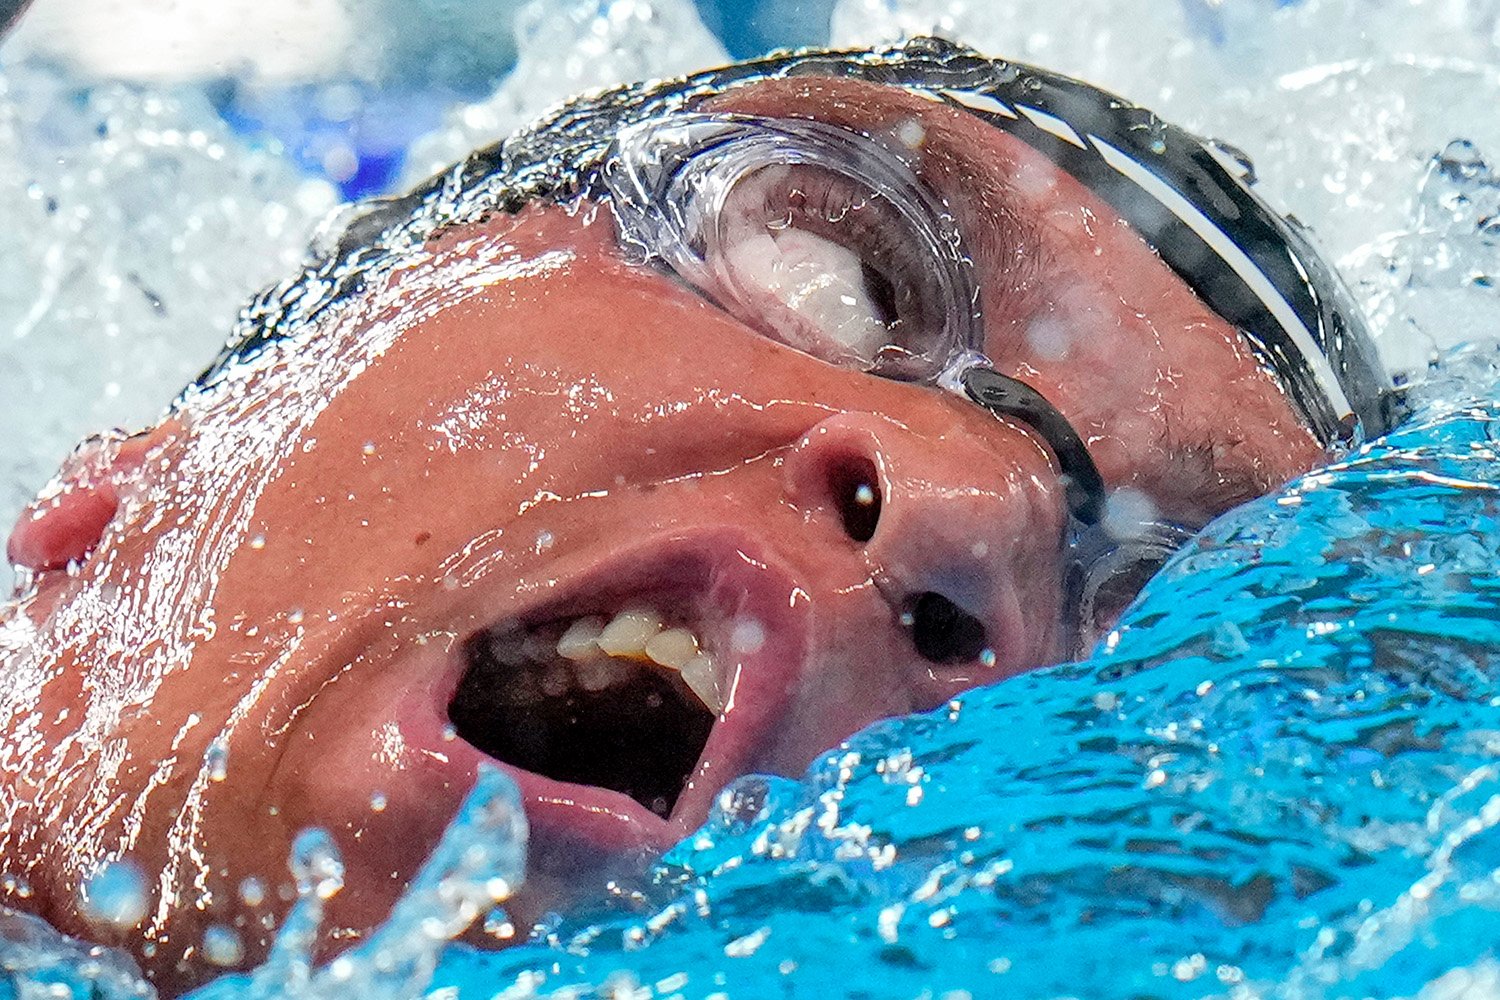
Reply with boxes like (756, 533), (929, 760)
(0, 76), (1324, 993)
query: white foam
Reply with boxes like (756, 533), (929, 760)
(400, 0), (729, 185)
(0, 61), (337, 535)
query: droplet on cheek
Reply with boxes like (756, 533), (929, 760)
(238, 876), (265, 907)
(78, 859), (148, 931)
(731, 617), (766, 655)
(205, 738), (230, 782)
(202, 924), (245, 967)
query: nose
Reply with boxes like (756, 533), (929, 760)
(782, 409), (1071, 692)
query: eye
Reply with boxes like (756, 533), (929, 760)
(706, 164), (943, 372)
(603, 114), (982, 382)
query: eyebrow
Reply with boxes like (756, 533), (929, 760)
(1149, 419), (1277, 525)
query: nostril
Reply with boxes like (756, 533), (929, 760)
(905, 592), (989, 664)
(830, 456), (881, 543)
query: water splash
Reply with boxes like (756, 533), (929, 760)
(188, 765), (526, 1000)
(0, 905), (154, 999)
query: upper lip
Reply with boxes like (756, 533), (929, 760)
(437, 525), (814, 850)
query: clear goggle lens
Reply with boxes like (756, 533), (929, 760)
(603, 114), (982, 382)
(1067, 520), (1198, 655)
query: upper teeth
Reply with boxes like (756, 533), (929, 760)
(496, 607), (724, 713)
(595, 609), (663, 658)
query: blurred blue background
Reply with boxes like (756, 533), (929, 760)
(208, 0), (834, 199)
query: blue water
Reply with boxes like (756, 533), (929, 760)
(62, 344), (1473, 999)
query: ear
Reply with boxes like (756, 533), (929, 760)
(6, 425), (170, 572)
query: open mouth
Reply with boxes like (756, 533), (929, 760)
(448, 606), (722, 819)
(439, 534), (805, 843)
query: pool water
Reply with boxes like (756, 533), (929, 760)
(6, 1), (1500, 998)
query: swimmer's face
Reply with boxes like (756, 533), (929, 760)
(0, 76), (1323, 991)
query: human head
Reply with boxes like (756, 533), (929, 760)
(0, 39), (1390, 995)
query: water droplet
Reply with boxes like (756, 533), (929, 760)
(289, 829), (345, 900)
(202, 924), (244, 967)
(370, 792), (387, 813)
(731, 617), (765, 654)
(484, 909), (515, 939)
(79, 859), (148, 930)
(534, 529), (555, 553)
(238, 876), (265, 907)
(205, 738), (229, 782)
(248, 533), (267, 550)
(1102, 488), (1161, 543)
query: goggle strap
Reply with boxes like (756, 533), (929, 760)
(960, 367), (1106, 527)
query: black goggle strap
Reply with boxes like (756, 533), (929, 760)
(959, 367), (1105, 527)
(960, 366), (1202, 656)
(924, 74), (1395, 446)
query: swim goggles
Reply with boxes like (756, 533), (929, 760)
(601, 112), (1197, 657)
